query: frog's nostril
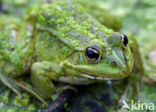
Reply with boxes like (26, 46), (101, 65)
(111, 61), (117, 66)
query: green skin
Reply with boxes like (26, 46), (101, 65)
(72, 0), (122, 31)
(0, 1), (134, 103)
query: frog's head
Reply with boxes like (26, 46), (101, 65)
(67, 32), (133, 80)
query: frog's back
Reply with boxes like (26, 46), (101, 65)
(34, 1), (114, 63)
(37, 1), (113, 47)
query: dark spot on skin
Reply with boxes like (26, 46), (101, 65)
(85, 46), (100, 60)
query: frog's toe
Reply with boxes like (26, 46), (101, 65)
(0, 70), (22, 99)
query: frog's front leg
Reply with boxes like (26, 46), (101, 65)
(31, 61), (63, 99)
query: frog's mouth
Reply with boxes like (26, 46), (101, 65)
(80, 73), (114, 80)
(79, 69), (130, 80)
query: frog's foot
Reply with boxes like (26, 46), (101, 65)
(0, 70), (22, 99)
(14, 81), (48, 106)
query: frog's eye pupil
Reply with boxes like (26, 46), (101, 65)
(121, 34), (128, 47)
(85, 47), (99, 59)
(85, 46), (100, 63)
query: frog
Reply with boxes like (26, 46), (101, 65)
(0, 1), (134, 105)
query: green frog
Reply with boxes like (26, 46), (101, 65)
(0, 1), (134, 104)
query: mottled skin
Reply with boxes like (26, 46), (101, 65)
(72, 0), (122, 31)
(0, 2), (133, 103)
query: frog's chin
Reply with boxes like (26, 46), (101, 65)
(80, 74), (119, 80)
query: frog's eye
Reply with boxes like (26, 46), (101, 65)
(121, 34), (128, 48)
(85, 46), (101, 64)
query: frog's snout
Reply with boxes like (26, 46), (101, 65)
(111, 46), (133, 77)
(107, 32), (133, 72)
(111, 47), (127, 70)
